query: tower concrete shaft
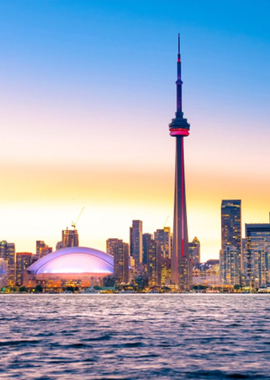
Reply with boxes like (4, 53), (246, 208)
(169, 34), (192, 290)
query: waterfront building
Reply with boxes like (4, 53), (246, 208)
(192, 261), (220, 287)
(24, 246), (113, 289)
(36, 241), (52, 258)
(106, 238), (129, 284)
(160, 257), (171, 286)
(220, 246), (240, 286)
(62, 228), (79, 248)
(221, 200), (242, 250)
(0, 259), (8, 288)
(242, 238), (248, 284)
(154, 227), (171, 259)
(153, 229), (171, 285)
(169, 35), (192, 289)
(142, 233), (153, 265)
(0, 241), (16, 286)
(245, 224), (270, 288)
(16, 252), (32, 286)
(146, 239), (161, 287)
(130, 220), (143, 268)
(221, 200), (242, 284)
(189, 237), (201, 265)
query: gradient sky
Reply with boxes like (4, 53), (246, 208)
(0, 0), (270, 261)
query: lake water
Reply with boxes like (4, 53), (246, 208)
(1, 294), (270, 379)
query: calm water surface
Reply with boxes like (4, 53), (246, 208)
(1, 294), (270, 379)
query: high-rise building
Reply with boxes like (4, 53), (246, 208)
(153, 228), (171, 285)
(169, 35), (192, 290)
(142, 233), (153, 265)
(189, 237), (201, 265)
(106, 238), (118, 256)
(160, 257), (171, 286)
(221, 200), (242, 285)
(36, 241), (52, 258)
(62, 228), (79, 248)
(154, 227), (171, 259)
(130, 220), (143, 268)
(0, 241), (16, 286)
(220, 246), (240, 286)
(242, 238), (248, 283)
(106, 238), (129, 284)
(245, 224), (270, 288)
(146, 239), (161, 287)
(221, 200), (242, 250)
(0, 259), (8, 288)
(16, 252), (32, 286)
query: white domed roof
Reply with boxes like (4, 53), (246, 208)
(27, 246), (113, 275)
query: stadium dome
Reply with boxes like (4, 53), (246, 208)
(27, 246), (114, 275)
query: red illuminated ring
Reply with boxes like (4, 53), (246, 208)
(170, 129), (190, 136)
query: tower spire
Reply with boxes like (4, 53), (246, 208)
(178, 33), (180, 61)
(176, 33), (182, 113)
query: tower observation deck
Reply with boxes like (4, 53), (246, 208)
(169, 34), (192, 290)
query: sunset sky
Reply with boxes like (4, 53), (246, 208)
(0, 0), (270, 261)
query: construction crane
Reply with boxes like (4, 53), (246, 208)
(164, 216), (169, 228)
(71, 207), (85, 230)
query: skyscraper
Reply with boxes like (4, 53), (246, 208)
(130, 220), (143, 268)
(142, 233), (153, 265)
(146, 239), (161, 287)
(0, 241), (16, 286)
(189, 237), (201, 265)
(221, 200), (242, 250)
(16, 252), (32, 286)
(106, 238), (129, 285)
(221, 200), (242, 284)
(0, 259), (8, 288)
(154, 227), (171, 259)
(245, 224), (270, 288)
(220, 246), (239, 286)
(62, 228), (79, 248)
(169, 35), (191, 289)
(36, 241), (52, 258)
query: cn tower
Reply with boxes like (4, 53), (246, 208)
(169, 34), (192, 290)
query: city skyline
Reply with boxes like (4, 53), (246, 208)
(0, 1), (270, 260)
